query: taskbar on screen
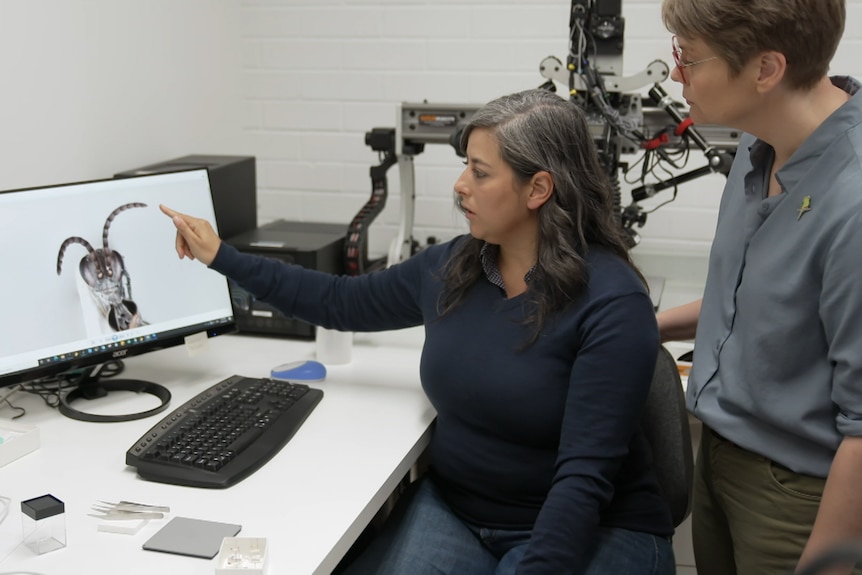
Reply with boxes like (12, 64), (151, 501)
(37, 316), (235, 368)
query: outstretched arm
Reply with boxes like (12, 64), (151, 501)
(159, 204), (222, 265)
(656, 299), (702, 343)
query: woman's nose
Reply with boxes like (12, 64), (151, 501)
(454, 170), (469, 195)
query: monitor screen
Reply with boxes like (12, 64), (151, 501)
(0, 169), (236, 420)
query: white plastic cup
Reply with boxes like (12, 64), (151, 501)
(315, 327), (353, 365)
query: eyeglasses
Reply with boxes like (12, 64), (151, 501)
(672, 35), (718, 83)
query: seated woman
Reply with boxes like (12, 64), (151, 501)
(160, 88), (674, 575)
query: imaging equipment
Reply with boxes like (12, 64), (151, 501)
(348, 0), (742, 273)
(0, 170), (237, 422)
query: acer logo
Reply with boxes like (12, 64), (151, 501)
(112, 349), (128, 358)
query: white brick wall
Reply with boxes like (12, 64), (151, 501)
(0, 0), (856, 266)
(239, 0), (862, 261)
(0, 1), (245, 193)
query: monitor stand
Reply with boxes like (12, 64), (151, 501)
(58, 365), (171, 423)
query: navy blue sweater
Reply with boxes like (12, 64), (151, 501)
(211, 236), (672, 574)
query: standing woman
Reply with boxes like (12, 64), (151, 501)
(162, 89), (674, 574)
(656, 1), (862, 573)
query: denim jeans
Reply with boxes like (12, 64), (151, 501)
(337, 476), (675, 575)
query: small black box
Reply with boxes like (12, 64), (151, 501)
(225, 220), (346, 339)
(115, 155), (257, 240)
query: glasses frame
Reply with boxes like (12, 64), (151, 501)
(672, 35), (718, 83)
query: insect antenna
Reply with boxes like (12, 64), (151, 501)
(56, 237), (95, 275)
(102, 202), (147, 252)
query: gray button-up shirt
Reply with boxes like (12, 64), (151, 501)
(688, 76), (862, 477)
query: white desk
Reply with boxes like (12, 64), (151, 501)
(0, 328), (435, 574)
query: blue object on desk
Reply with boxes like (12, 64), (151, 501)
(271, 360), (327, 382)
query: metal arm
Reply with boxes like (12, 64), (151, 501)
(345, 128), (397, 276)
(629, 84), (736, 202)
(539, 56), (671, 95)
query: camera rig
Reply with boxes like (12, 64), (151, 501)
(345, 0), (741, 275)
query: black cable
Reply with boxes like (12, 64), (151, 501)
(633, 158), (679, 213)
(18, 360), (126, 410)
(0, 393), (26, 419)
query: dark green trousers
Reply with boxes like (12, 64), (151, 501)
(692, 426), (827, 575)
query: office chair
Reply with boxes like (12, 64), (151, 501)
(641, 345), (694, 528)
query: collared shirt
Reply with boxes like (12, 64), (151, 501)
(688, 76), (862, 476)
(479, 242), (535, 293)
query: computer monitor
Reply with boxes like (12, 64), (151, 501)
(0, 169), (237, 422)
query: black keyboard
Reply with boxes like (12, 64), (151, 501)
(125, 375), (323, 488)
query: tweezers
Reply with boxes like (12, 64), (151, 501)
(88, 500), (170, 520)
(96, 500), (170, 513)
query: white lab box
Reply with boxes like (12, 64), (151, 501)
(215, 537), (268, 574)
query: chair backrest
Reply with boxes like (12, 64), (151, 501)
(641, 345), (694, 528)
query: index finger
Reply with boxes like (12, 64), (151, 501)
(159, 204), (181, 218)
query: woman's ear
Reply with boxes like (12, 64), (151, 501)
(527, 171), (554, 210)
(755, 50), (787, 94)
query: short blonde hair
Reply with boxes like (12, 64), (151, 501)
(662, 0), (845, 89)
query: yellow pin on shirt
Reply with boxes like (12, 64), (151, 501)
(797, 196), (812, 220)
